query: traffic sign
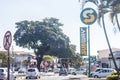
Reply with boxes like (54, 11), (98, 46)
(80, 8), (97, 25)
(3, 31), (12, 50)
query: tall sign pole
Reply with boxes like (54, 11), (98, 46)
(80, 8), (97, 77)
(3, 31), (12, 80)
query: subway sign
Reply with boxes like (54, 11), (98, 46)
(80, 8), (97, 25)
(80, 27), (87, 56)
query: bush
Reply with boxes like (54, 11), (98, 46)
(106, 75), (119, 80)
(111, 72), (118, 75)
(106, 72), (120, 80)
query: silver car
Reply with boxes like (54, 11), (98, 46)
(59, 68), (68, 76)
(26, 68), (40, 79)
(92, 68), (116, 78)
(90, 68), (103, 77)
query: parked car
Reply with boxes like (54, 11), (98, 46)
(14, 67), (20, 71)
(69, 68), (77, 75)
(68, 68), (75, 74)
(59, 68), (68, 76)
(79, 68), (87, 74)
(18, 67), (26, 74)
(26, 68), (40, 79)
(92, 68), (116, 78)
(0, 68), (14, 80)
(90, 68), (104, 77)
(48, 67), (53, 72)
(70, 68), (87, 75)
(54, 68), (60, 73)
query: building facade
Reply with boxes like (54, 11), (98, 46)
(97, 48), (120, 69)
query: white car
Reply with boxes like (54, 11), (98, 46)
(18, 67), (26, 75)
(92, 68), (116, 78)
(70, 68), (87, 75)
(90, 68), (104, 77)
(0, 68), (14, 80)
(26, 68), (40, 79)
(54, 68), (60, 73)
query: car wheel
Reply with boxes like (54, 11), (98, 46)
(38, 76), (40, 79)
(72, 72), (76, 75)
(26, 77), (28, 79)
(35, 76), (38, 79)
(94, 75), (99, 78)
(90, 74), (92, 77)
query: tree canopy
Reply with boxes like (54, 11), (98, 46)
(14, 17), (76, 58)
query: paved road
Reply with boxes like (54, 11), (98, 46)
(14, 72), (88, 80)
(14, 74), (69, 80)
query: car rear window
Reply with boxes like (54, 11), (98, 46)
(0, 69), (4, 72)
(28, 69), (35, 72)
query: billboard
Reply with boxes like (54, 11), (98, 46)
(80, 27), (87, 56)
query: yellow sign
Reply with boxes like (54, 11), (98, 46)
(80, 27), (87, 56)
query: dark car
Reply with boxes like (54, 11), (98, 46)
(59, 68), (68, 76)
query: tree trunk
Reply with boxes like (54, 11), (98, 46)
(36, 54), (43, 71)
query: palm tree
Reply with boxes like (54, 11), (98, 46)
(108, 0), (120, 31)
(80, 0), (120, 75)
(99, 1), (120, 75)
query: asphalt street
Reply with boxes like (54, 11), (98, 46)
(14, 72), (88, 80)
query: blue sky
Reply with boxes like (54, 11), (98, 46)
(0, 0), (120, 55)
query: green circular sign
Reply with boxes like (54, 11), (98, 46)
(80, 8), (97, 25)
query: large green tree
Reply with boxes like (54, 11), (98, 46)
(67, 44), (82, 68)
(14, 17), (75, 70)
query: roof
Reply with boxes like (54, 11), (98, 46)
(97, 48), (120, 58)
(14, 51), (35, 56)
(97, 48), (120, 54)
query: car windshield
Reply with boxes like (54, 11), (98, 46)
(28, 69), (35, 72)
(95, 69), (102, 72)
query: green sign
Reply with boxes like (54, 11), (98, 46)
(80, 8), (97, 25)
(80, 27), (87, 56)
(84, 56), (96, 62)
